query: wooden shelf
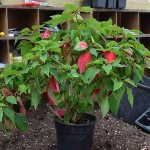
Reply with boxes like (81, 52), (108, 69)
(8, 9), (39, 31)
(140, 12), (150, 34)
(117, 12), (139, 30)
(39, 9), (63, 25)
(0, 6), (150, 66)
(93, 11), (117, 24)
(0, 40), (9, 64)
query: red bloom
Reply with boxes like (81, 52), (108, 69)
(42, 92), (57, 106)
(92, 89), (101, 100)
(103, 51), (116, 64)
(2, 87), (13, 97)
(77, 52), (92, 74)
(49, 76), (60, 93)
(95, 73), (101, 79)
(18, 99), (26, 116)
(55, 109), (65, 117)
(41, 30), (51, 39)
(74, 41), (88, 51)
(79, 41), (88, 49)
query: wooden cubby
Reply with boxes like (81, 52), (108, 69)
(140, 12), (150, 34)
(39, 9), (63, 25)
(140, 37), (150, 50)
(0, 6), (150, 71)
(93, 10), (117, 24)
(117, 12), (139, 30)
(0, 8), (7, 34)
(0, 40), (9, 64)
(8, 8), (39, 31)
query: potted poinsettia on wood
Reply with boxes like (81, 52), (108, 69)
(0, 4), (150, 150)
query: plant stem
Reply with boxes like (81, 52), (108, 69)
(47, 105), (63, 121)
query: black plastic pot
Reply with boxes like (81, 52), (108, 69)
(135, 107), (150, 133)
(118, 76), (150, 124)
(92, 0), (107, 8)
(83, 0), (92, 7)
(116, 0), (126, 9)
(55, 113), (96, 150)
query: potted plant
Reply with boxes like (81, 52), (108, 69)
(0, 4), (149, 150)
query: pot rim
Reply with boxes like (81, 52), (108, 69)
(55, 113), (97, 127)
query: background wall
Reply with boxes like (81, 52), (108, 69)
(127, 0), (150, 9)
(1, 0), (150, 9)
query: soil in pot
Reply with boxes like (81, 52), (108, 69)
(55, 113), (96, 150)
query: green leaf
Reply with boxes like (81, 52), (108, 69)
(42, 63), (50, 77)
(4, 108), (15, 124)
(80, 6), (93, 13)
(15, 113), (29, 132)
(4, 76), (14, 84)
(111, 77), (123, 91)
(24, 53), (35, 60)
(0, 103), (6, 107)
(71, 69), (79, 78)
(6, 96), (17, 104)
(0, 108), (3, 122)
(32, 25), (43, 31)
(124, 78), (136, 87)
(109, 86), (125, 115)
(90, 48), (98, 57)
(19, 85), (27, 94)
(102, 65), (112, 75)
(3, 70), (17, 77)
(99, 97), (110, 117)
(31, 79), (41, 109)
(82, 68), (100, 84)
(64, 4), (79, 12)
(40, 54), (47, 63)
(21, 43), (33, 56)
(126, 87), (134, 107)
(133, 66), (143, 84)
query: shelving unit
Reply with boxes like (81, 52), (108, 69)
(0, 6), (150, 68)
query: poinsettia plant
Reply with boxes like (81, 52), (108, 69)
(0, 4), (150, 130)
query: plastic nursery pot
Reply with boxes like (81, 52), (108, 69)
(55, 113), (96, 150)
(107, 0), (117, 8)
(118, 76), (150, 124)
(92, 0), (107, 8)
(116, 0), (126, 9)
(135, 107), (150, 133)
(83, 0), (92, 7)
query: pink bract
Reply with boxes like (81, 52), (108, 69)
(77, 52), (92, 74)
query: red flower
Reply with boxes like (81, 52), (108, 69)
(77, 52), (92, 74)
(103, 51), (116, 64)
(55, 109), (65, 117)
(42, 92), (57, 106)
(79, 41), (88, 49)
(18, 99), (26, 116)
(92, 89), (101, 100)
(74, 41), (88, 51)
(95, 73), (101, 79)
(49, 76), (60, 93)
(2, 87), (13, 97)
(41, 30), (51, 39)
